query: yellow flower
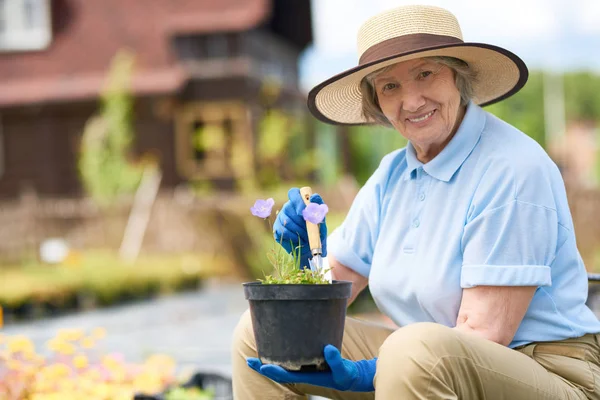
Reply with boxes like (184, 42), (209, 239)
(32, 354), (46, 365)
(31, 375), (55, 393)
(109, 366), (127, 384)
(112, 385), (136, 400)
(29, 394), (54, 400)
(80, 337), (96, 349)
(90, 382), (112, 399)
(75, 376), (95, 393)
(46, 337), (66, 352)
(142, 353), (176, 381)
(6, 358), (22, 370)
(20, 363), (39, 378)
(63, 250), (82, 267)
(40, 363), (71, 379)
(132, 371), (164, 393)
(56, 328), (85, 342)
(7, 335), (35, 355)
(81, 368), (102, 382)
(56, 378), (77, 393)
(91, 327), (107, 340)
(73, 353), (89, 369)
(56, 341), (76, 356)
(22, 348), (42, 362)
(144, 353), (175, 370)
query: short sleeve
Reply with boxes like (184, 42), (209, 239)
(461, 199), (556, 288)
(327, 153), (397, 277)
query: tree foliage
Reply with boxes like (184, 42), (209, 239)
(78, 50), (144, 207)
(564, 72), (600, 123)
(347, 124), (407, 185)
(485, 71), (546, 147)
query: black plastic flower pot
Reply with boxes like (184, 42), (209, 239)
(243, 280), (353, 372)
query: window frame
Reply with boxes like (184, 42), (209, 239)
(0, 0), (52, 52)
(174, 101), (253, 180)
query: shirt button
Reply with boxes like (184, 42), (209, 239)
(419, 193), (426, 201)
(413, 219), (420, 228)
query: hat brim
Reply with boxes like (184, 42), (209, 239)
(307, 43), (528, 125)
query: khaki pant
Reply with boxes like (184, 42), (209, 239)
(232, 309), (600, 399)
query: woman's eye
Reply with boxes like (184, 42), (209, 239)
(419, 70), (433, 79)
(381, 83), (397, 92)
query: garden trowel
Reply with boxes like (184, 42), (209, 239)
(300, 186), (331, 283)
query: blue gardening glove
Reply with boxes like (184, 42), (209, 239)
(273, 187), (327, 270)
(247, 345), (376, 392)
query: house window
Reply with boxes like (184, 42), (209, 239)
(175, 102), (253, 180)
(0, 0), (52, 51)
(173, 34), (234, 61)
(204, 34), (229, 58)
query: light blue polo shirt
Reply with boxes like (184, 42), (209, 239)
(328, 101), (600, 348)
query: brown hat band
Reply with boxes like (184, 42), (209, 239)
(359, 33), (464, 65)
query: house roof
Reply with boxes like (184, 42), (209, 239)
(0, 67), (187, 107)
(163, 0), (271, 35)
(0, 0), (312, 108)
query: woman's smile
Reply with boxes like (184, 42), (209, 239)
(406, 109), (436, 125)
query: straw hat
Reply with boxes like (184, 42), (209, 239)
(307, 5), (528, 125)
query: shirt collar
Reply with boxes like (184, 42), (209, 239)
(403, 101), (485, 182)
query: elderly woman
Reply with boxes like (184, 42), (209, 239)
(232, 5), (600, 399)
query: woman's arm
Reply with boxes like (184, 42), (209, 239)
(329, 254), (369, 306)
(454, 286), (537, 346)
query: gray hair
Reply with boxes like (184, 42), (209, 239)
(360, 56), (478, 127)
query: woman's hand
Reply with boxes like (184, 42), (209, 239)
(247, 345), (377, 392)
(273, 188), (328, 269)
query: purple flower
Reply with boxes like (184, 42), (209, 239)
(302, 203), (329, 224)
(251, 198), (275, 218)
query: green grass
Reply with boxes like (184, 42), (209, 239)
(0, 250), (230, 309)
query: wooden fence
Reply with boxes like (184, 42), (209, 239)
(0, 180), (599, 271)
(0, 190), (260, 278)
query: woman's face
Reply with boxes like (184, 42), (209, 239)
(372, 58), (465, 161)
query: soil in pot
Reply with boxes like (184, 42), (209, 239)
(243, 280), (352, 372)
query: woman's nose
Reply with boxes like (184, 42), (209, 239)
(400, 84), (427, 113)
(401, 90), (426, 113)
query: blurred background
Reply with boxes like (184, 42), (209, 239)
(0, 0), (599, 398)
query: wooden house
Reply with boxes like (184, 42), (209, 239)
(0, 0), (313, 198)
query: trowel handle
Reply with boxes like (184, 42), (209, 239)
(299, 186), (322, 255)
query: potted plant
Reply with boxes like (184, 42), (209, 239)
(243, 187), (352, 372)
